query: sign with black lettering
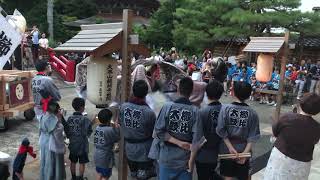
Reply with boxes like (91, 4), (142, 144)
(124, 107), (141, 129)
(0, 13), (22, 69)
(228, 108), (249, 128)
(168, 108), (192, 134)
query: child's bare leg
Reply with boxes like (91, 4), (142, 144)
(80, 163), (86, 177)
(224, 176), (233, 180)
(96, 172), (102, 180)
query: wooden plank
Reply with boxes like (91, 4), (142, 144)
(4, 104), (9, 110)
(67, 38), (112, 43)
(0, 70), (20, 75)
(73, 33), (120, 39)
(80, 23), (123, 30)
(256, 89), (279, 95)
(78, 28), (123, 35)
(0, 78), (6, 107)
(275, 31), (290, 122)
(54, 46), (96, 52)
(0, 102), (34, 117)
(60, 42), (105, 47)
(0, 71), (32, 78)
(28, 79), (33, 102)
(118, 9), (133, 180)
(92, 33), (122, 57)
(2, 75), (18, 82)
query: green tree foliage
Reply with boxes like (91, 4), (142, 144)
(0, 0), (97, 43)
(139, 0), (176, 49)
(140, 0), (320, 53)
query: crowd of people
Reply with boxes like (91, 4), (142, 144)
(9, 56), (316, 180)
(145, 48), (320, 106)
(21, 25), (49, 68)
(4, 40), (318, 180)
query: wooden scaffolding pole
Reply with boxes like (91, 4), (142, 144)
(274, 31), (290, 122)
(119, 9), (133, 180)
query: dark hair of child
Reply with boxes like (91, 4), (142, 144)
(233, 81), (252, 102)
(299, 93), (320, 115)
(133, 80), (149, 98)
(35, 60), (50, 72)
(47, 100), (60, 114)
(206, 80), (224, 100)
(179, 77), (194, 97)
(72, 97), (85, 111)
(98, 108), (113, 124)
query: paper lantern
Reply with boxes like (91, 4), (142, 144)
(256, 53), (274, 82)
(87, 56), (118, 105)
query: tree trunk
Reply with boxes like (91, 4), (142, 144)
(47, 0), (54, 40)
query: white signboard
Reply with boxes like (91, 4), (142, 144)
(0, 13), (22, 69)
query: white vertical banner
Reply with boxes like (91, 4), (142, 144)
(0, 12), (22, 69)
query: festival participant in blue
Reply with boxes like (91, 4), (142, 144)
(32, 60), (61, 120)
(216, 82), (261, 180)
(195, 80), (224, 180)
(267, 69), (280, 106)
(154, 77), (201, 180)
(237, 67), (250, 83)
(295, 60), (308, 99)
(120, 80), (157, 179)
(250, 62), (257, 75)
(65, 97), (93, 180)
(93, 108), (120, 180)
(285, 65), (293, 82)
(232, 62), (242, 82)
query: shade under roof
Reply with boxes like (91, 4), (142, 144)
(54, 23), (123, 52)
(243, 37), (285, 53)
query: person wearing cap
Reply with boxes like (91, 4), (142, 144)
(264, 93), (320, 180)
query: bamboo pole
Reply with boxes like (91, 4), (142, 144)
(274, 31), (290, 123)
(218, 153), (251, 159)
(119, 9), (133, 180)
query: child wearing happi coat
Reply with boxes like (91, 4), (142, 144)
(216, 81), (261, 180)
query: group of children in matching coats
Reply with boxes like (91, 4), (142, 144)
(14, 75), (259, 180)
(92, 77), (260, 180)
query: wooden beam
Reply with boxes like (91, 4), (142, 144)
(92, 33), (122, 57)
(118, 9), (133, 180)
(274, 31), (290, 123)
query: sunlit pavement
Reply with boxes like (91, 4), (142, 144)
(1, 75), (319, 180)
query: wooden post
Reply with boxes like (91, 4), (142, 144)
(274, 31), (290, 122)
(119, 9), (133, 180)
